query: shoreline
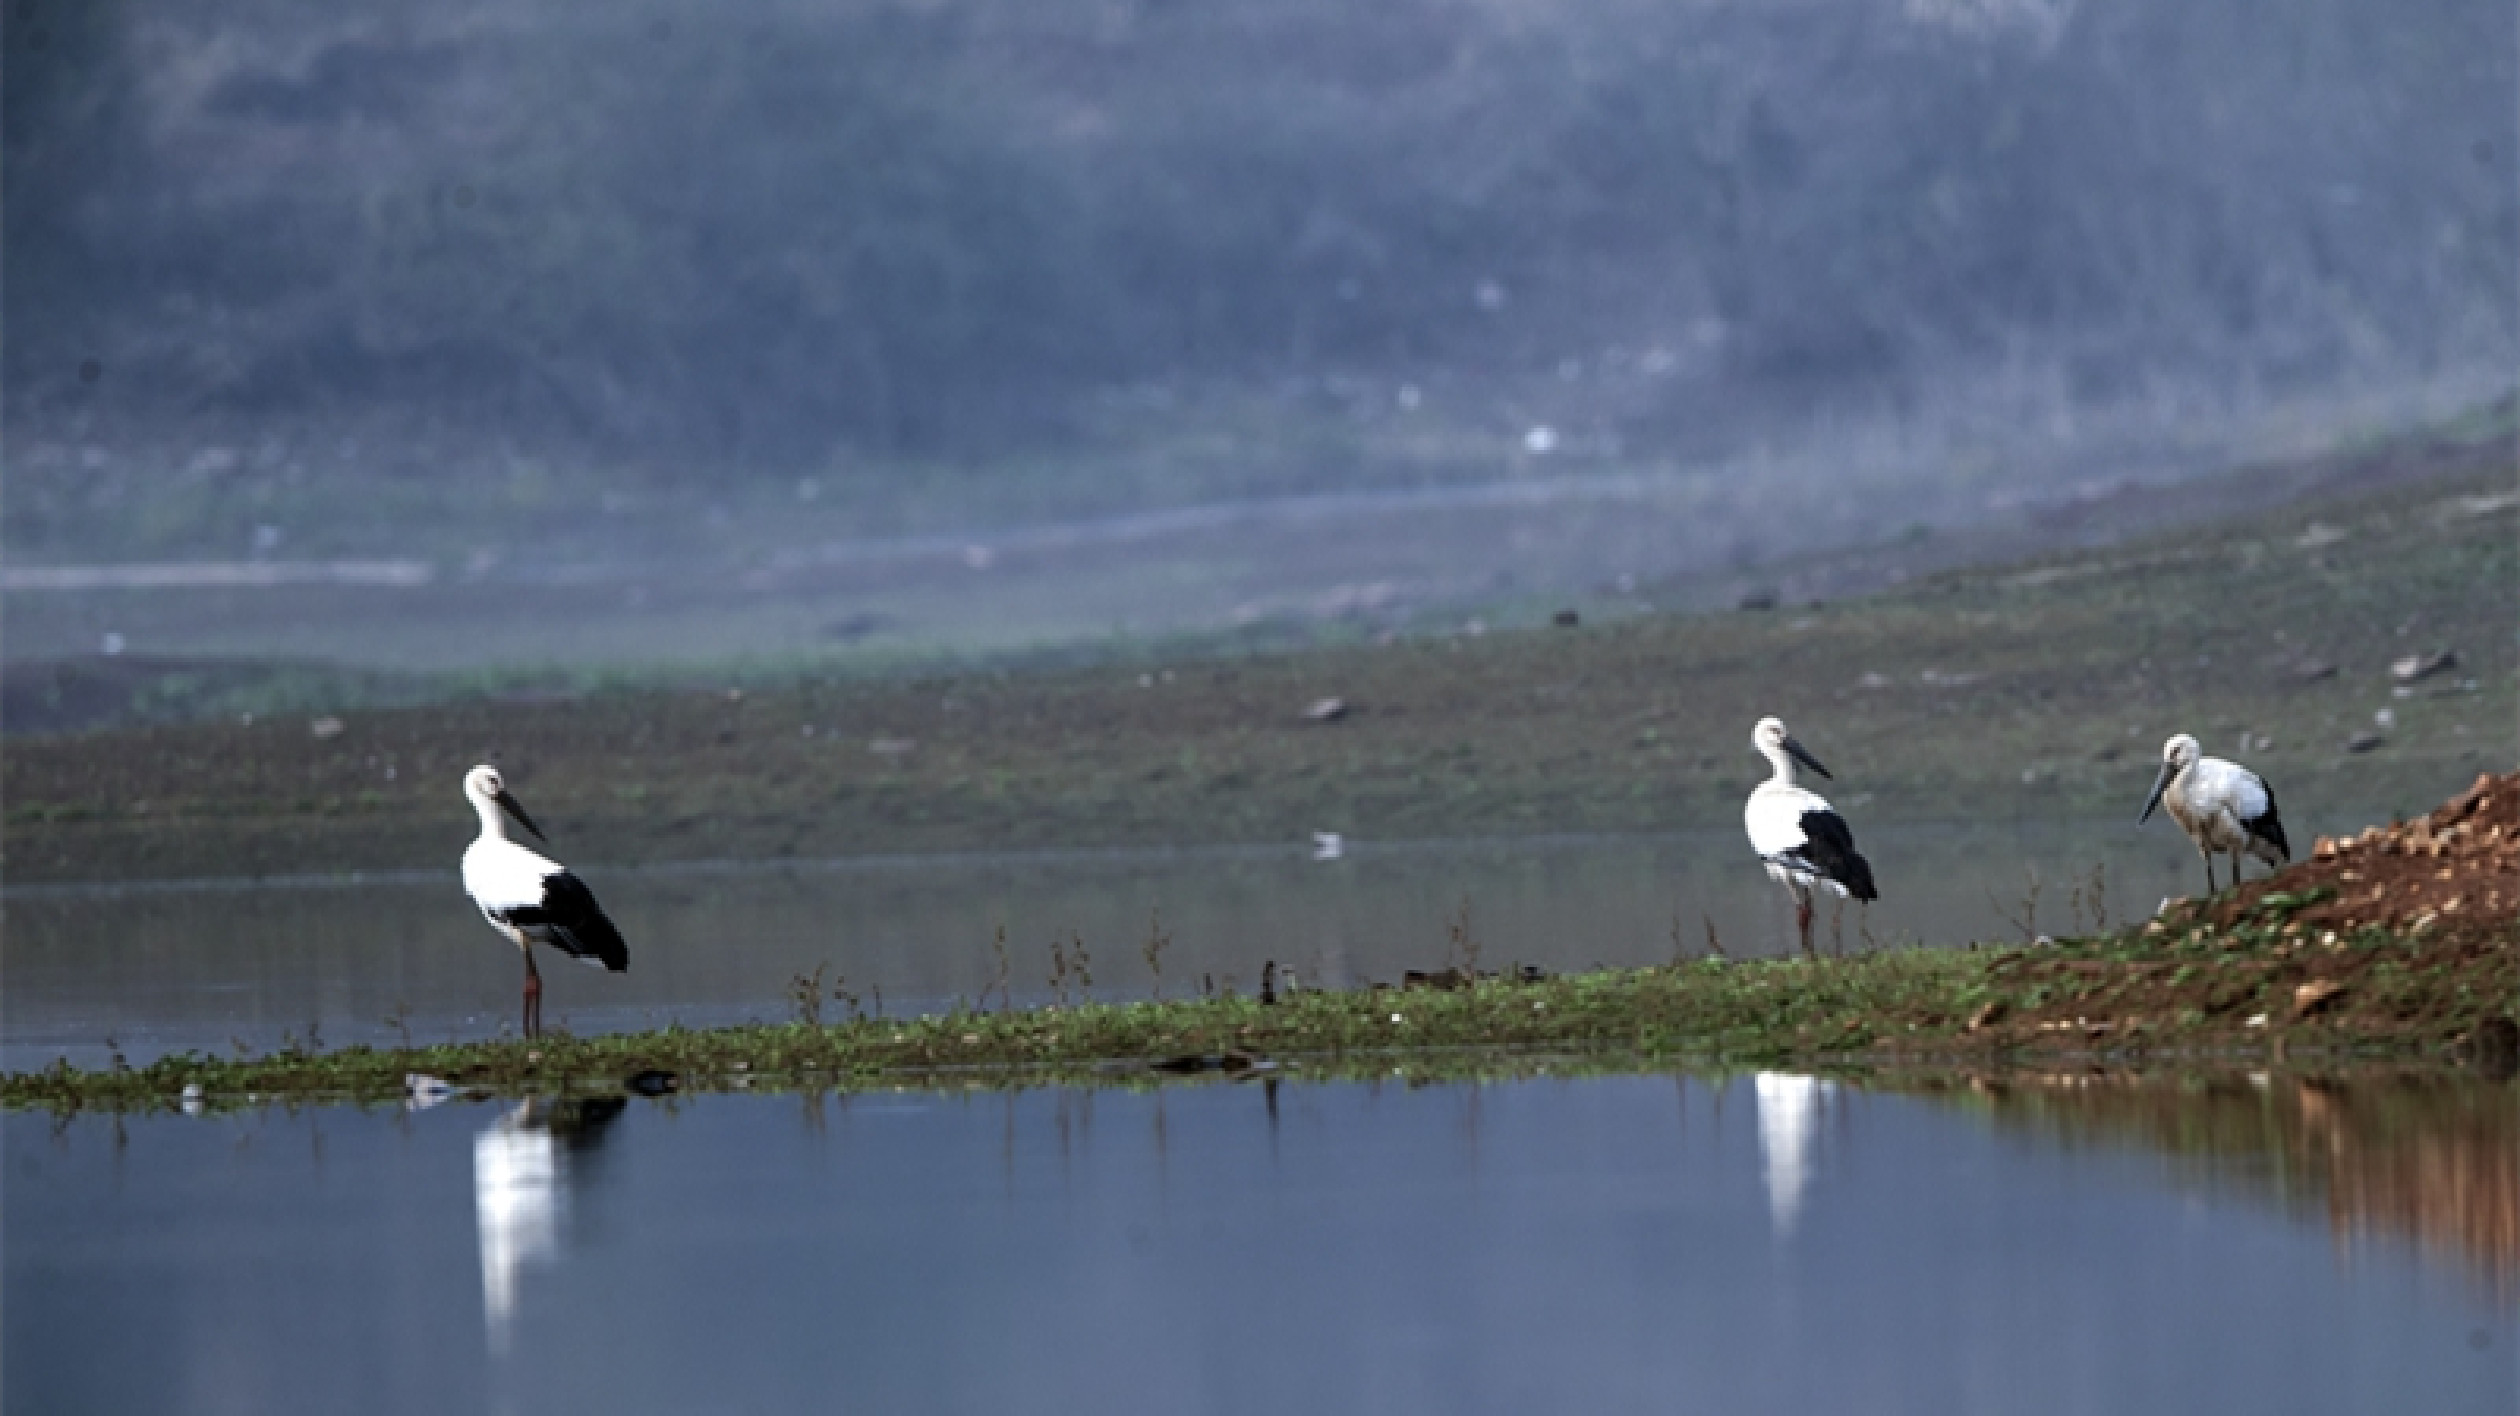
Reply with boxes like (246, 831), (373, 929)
(12, 906), (2510, 1111)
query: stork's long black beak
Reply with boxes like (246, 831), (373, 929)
(1784, 736), (1835, 781)
(496, 789), (549, 843)
(2138, 760), (2174, 824)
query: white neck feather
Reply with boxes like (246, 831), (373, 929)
(470, 790), (510, 843)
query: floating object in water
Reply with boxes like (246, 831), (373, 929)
(1303, 697), (1350, 723)
(1312, 831), (1344, 860)
(405, 1073), (456, 1109)
(2140, 733), (2290, 894)
(1743, 717), (1877, 957)
(460, 765), (629, 1040)
(626, 1069), (680, 1097)
(1151, 1049), (1272, 1076)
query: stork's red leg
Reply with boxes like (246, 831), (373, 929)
(522, 949), (544, 1039)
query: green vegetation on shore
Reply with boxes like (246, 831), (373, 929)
(12, 896), (2509, 1111)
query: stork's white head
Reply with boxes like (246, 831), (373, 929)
(2139, 734), (2201, 824)
(463, 764), (506, 804)
(1753, 716), (1790, 755)
(463, 764), (546, 842)
(1752, 716), (1834, 781)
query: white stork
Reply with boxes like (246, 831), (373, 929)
(460, 765), (628, 1037)
(1744, 716), (1878, 956)
(2139, 733), (2290, 895)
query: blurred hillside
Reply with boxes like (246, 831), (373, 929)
(5, 0), (2514, 573)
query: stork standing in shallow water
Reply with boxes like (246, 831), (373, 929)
(2139, 734), (2290, 895)
(460, 765), (628, 1037)
(1743, 717), (1878, 956)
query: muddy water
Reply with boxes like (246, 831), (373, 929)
(1, 812), (2389, 1069)
(8, 1069), (2509, 1415)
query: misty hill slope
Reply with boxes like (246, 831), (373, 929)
(5, 422), (2509, 884)
(3, 405), (2506, 729)
(6, 0), (2512, 565)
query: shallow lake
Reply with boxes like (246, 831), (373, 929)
(8, 1067), (2510, 1414)
(2, 810), (2394, 1070)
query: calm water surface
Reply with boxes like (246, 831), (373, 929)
(8, 1069), (2511, 1414)
(0, 813), (2385, 1068)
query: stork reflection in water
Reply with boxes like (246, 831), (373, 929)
(475, 1096), (626, 1352)
(1753, 1071), (1832, 1238)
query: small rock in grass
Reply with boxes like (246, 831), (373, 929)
(2291, 979), (2347, 1018)
(2467, 1017), (2519, 1080)
(2390, 649), (2459, 684)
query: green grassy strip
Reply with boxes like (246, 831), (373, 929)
(11, 918), (2507, 1112)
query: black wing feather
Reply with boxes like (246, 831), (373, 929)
(500, 871), (631, 971)
(2243, 778), (2291, 860)
(1790, 810), (1879, 901)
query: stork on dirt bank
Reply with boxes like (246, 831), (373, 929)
(461, 765), (628, 1037)
(1744, 717), (1878, 956)
(2140, 733), (2290, 895)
